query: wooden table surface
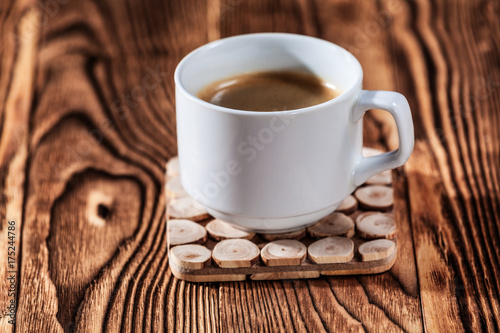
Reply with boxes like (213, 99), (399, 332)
(1, 0), (499, 331)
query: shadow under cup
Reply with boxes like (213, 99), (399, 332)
(174, 33), (364, 233)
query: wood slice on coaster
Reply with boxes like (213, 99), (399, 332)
(166, 177), (188, 199)
(212, 239), (260, 268)
(205, 219), (255, 241)
(307, 237), (354, 264)
(260, 228), (306, 241)
(358, 239), (396, 261)
(365, 170), (392, 185)
(166, 156), (180, 178)
(335, 195), (358, 214)
(354, 185), (393, 211)
(167, 196), (209, 221)
(260, 240), (307, 267)
(168, 219), (207, 246)
(170, 244), (212, 269)
(355, 212), (396, 239)
(307, 212), (355, 238)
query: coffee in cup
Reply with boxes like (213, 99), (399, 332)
(197, 70), (341, 111)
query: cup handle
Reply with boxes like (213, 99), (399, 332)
(351, 90), (414, 186)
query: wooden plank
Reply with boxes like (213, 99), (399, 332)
(7, 0), (210, 331)
(398, 0), (500, 331)
(0, 0), (38, 330)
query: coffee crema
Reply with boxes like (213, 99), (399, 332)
(197, 70), (341, 111)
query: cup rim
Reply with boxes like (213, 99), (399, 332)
(174, 32), (363, 116)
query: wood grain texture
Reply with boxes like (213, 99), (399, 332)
(396, 0), (500, 330)
(0, 0), (498, 331)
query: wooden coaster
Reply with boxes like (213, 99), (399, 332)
(166, 152), (398, 282)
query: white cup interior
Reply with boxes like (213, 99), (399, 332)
(176, 33), (363, 101)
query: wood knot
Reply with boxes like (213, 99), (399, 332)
(97, 204), (110, 219)
(87, 190), (114, 227)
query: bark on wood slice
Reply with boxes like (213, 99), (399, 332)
(170, 244), (211, 269)
(166, 177), (188, 199)
(335, 195), (358, 214)
(168, 219), (207, 246)
(358, 239), (396, 261)
(260, 240), (307, 267)
(260, 228), (306, 241)
(212, 239), (260, 268)
(167, 196), (209, 221)
(307, 237), (354, 264)
(355, 212), (396, 239)
(354, 185), (394, 211)
(365, 170), (392, 185)
(307, 212), (355, 238)
(166, 156), (180, 178)
(205, 219), (255, 241)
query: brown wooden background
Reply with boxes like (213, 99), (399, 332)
(1, 0), (499, 331)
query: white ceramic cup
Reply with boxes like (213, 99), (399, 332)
(174, 33), (414, 233)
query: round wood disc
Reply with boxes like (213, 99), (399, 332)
(168, 196), (209, 221)
(260, 240), (307, 267)
(170, 244), (211, 269)
(307, 237), (354, 264)
(355, 212), (396, 239)
(365, 170), (392, 185)
(166, 156), (180, 178)
(166, 177), (188, 199)
(307, 212), (355, 238)
(168, 219), (207, 246)
(335, 195), (358, 214)
(354, 185), (393, 211)
(205, 219), (255, 241)
(212, 239), (260, 268)
(358, 239), (396, 261)
(260, 228), (306, 241)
